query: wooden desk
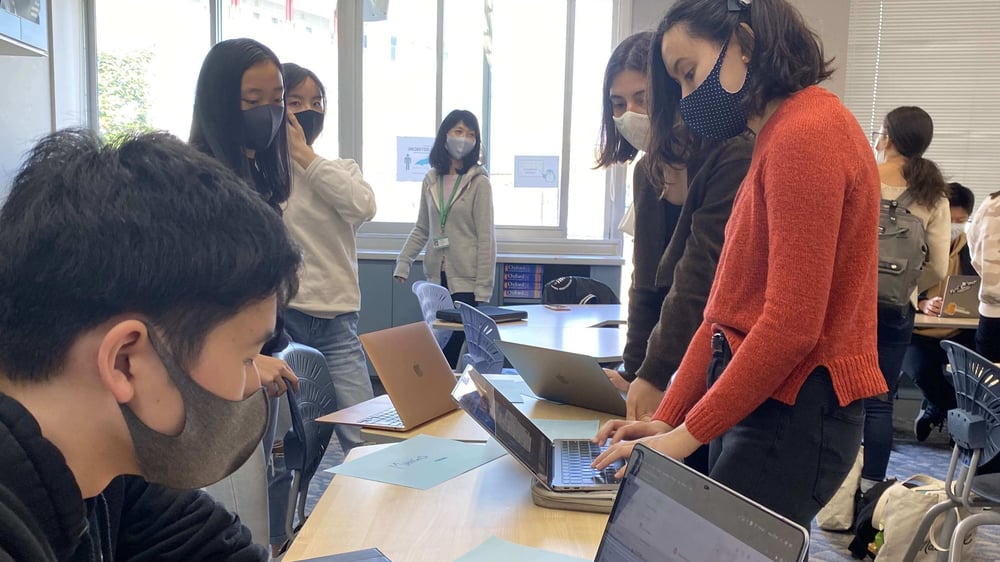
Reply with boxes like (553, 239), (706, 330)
(913, 313), (979, 329)
(361, 392), (617, 444)
(283, 444), (608, 562)
(500, 326), (627, 363)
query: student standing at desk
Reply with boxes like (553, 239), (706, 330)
(863, 105), (950, 494)
(593, 31), (753, 432)
(594, 0), (886, 532)
(189, 38), (300, 395)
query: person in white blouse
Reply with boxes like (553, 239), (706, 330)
(863, 106), (950, 494)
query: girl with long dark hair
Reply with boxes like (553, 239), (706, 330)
(595, 0), (886, 530)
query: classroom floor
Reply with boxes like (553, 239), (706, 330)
(306, 395), (1000, 561)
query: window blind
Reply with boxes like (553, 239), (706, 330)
(844, 0), (1000, 207)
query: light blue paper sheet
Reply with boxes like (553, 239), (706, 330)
(324, 435), (505, 490)
(531, 418), (600, 441)
(486, 375), (537, 403)
(455, 536), (589, 562)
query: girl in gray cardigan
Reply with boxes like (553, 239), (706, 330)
(395, 110), (496, 364)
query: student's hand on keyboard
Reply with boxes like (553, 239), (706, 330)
(592, 424), (703, 479)
(592, 419), (670, 446)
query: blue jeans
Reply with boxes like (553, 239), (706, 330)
(862, 304), (915, 482)
(283, 309), (374, 449)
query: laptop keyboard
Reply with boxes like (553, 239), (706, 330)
(357, 408), (404, 428)
(560, 440), (621, 485)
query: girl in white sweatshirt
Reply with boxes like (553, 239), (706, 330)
(281, 63), (377, 449)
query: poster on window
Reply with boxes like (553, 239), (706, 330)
(513, 155), (559, 188)
(396, 136), (434, 182)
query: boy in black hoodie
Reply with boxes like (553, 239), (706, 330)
(0, 130), (301, 561)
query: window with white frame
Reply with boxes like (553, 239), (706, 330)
(94, 0), (623, 248)
(845, 0), (1000, 206)
(359, 0), (617, 240)
(222, 0), (340, 158)
(95, 0), (210, 141)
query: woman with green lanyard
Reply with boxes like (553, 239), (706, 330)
(395, 109), (496, 366)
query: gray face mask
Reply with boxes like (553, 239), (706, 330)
(119, 327), (268, 489)
(445, 135), (475, 160)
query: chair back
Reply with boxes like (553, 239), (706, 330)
(457, 301), (505, 373)
(275, 342), (338, 539)
(412, 280), (454, 349)
(941, 340), (1000, 468)
(542, 276), (620, 305)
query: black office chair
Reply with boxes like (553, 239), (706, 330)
(901, 341), (1000, 562)
(275, 342), (338, 542)
(542, 276), (620, 305)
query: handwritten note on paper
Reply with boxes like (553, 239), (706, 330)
(324, 435), (506, 490)
(455, 536), (589, 562)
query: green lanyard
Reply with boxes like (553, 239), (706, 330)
(438, 174), (464, 231)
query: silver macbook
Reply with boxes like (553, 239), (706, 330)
(596, 443), (809, 562)
(495, 340), (626, 416)
(451, 366), (623, 491)
(321, 322), (457, 431)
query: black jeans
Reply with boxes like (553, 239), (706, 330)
(904, 330), (975, 418)
(440, 270), (476, 368)
(705, 332), (864, 531)
(862, 304), (915, 481)
(976, 315), (1000, 362)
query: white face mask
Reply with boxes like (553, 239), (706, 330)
(612, 112), (651, 151)
(951, 223), (966, 242)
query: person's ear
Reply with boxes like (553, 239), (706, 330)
(96, 320), (154, 405)
(735, 23), (755, 63)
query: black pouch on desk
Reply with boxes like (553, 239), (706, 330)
(530, 479), (617, 514)
(299, 548), (392, 562)
(436, 305), (528, 324)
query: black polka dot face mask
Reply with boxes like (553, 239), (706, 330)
(678, 39), (751, 141)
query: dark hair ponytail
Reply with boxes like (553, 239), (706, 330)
(883, 106), (947, 208)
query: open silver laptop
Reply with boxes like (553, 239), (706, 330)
(596, 443), (809, 562)
(495, 340), (626, 416)
(939, 274), (980, 319)
(451, 366), (623, 491)
(321, 322), (457, 431)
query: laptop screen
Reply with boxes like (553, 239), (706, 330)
(595, 444), (808, 562)
(451, 367), (551, 482)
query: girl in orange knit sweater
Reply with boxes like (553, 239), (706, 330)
(594, 0), (887, 530)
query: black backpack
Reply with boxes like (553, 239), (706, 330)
(877, 190), (927, 309)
